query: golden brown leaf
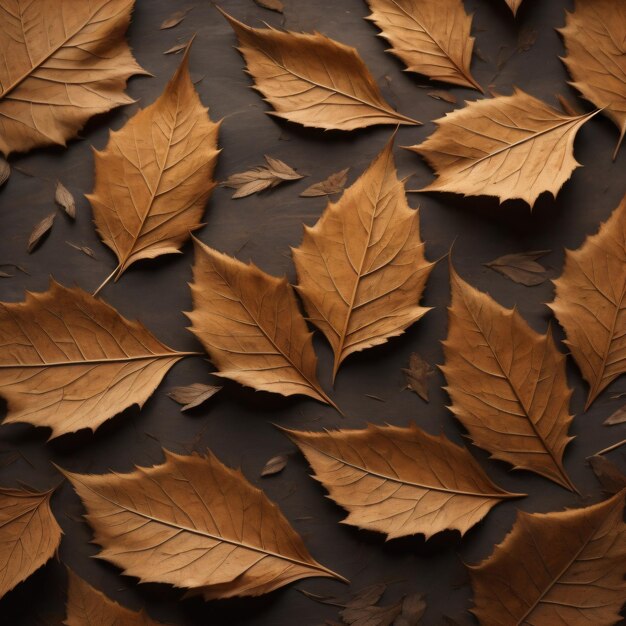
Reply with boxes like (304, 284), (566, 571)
(167, 383), (221, 411)
(61, 449), (345, 600)
(0, 280), (190, 438)
(559, 0), (626, 159)
(223, 155), (303, 199)
(408, 89), (598, 207)
(283, 423), (523, 540)
(64, 569), (165, 626)
(0, 0), (146, 157)
(187, 238), (339, 411)
(442, 264), (577, 491)
(55, 182), (76, 219)
(365, 0), (482, 91)
(254, 0), (284, 12)
(0, 487), (61, 599)
(293, 138), (433, 379)
(549, 195), (626, 410)
(160, 9), (190, 30)
(27, 213), (55, 253)
(261, 454), (288, 477)
(220, 8), (419, 131)
(504, 0), (523, 16)
(470, 491), (626, 626)
(88, 43), (219, 295)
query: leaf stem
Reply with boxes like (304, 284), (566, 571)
(594, 439), (626, 457)
(93, 265), (121, 297)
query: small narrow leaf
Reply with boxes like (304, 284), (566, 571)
(293, 138), (433, 379)
(254, 0), (284, 12)
(0, 281), (190, 438)
(300, 168), (349, 197)
(66, 242), (96, 259)
(442, 264), (577, 491)
(88, 42), (219, 291)
(160, 9), (189, 30)
(261, 455), (288, 477)
(27, 213), (55, 253)
(402, 352), (433, 402)
(60, 449), (346, 600)
(408, 89), (598, 207)
(470, 491), (626, 626)
(283, 423), (523, 540)
(365, 0), (482, 91)
(65, 570), (165, 626)
(550, 195), (626, 409)
(220, 8), (419, 131)
(187, 238), (339, 412)
(605, 405), (626, 426)
(167, 383), (221, 411)
(0, 487), (62, 599)
(55, 181), (76, 218)
(484, 250), (550, 286)
(223, 155), (303, 199)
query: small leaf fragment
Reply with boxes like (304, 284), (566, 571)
(261, 454), (288, 477)
(402, 352), (432, 402)
(160, 9), (189, 30)
(254, 0), (284, 12)
(0, 157), (9, 187)
(167, 383), (221, 411)
(163, 42), (188, 55)
(589, 456), (626, 495)
(605, 405), (626, 426)
(223, 155), (303, 199)
(27, 213), (55, 253)
(484, 250), (550, 286)
(427, 90), (457, 104)
(300, 168), (349, 197)
(66, 242), (96, 259)
(55, 181), (76, 218)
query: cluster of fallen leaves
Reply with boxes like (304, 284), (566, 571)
(0, 0), (625, 625)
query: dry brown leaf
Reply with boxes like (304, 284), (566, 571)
(402, 352), (432, 402)
(408, 89), (597, 207)
(163, 42), (188, 55)
(55, 182), (76, 219)
(66, 242), (96, 259)
(484, 249), (550, 286)
(605, 405), (626, 426)
(300, 168), (350, 197)
(167, 383), (222, 411)
(470, 490), (626, 626)
(504, 0), (523, 15)
(160, 9), (190, 30)
(427, 91), (457, 105)
(0, 157), (9, 187)
(589, 456), (626, 495)
(365, 0), (482, 91)
(0, 280), (192, 438)
(187, 238), (340, 412)
(27, 213), (55, 253)
(559, 0), (626, 159)
(88, 43), (219, 295)
(442, 264), (577, 492)
(61, 449), (345, 600)
(65, 569), (165, 626)
(254, 0), (284, 12)
(223, 155), (303, 199)
(293, 138), (433, 379)
(0, 487), (62, 599)
(220, 8), (419, 131)
(0, 0), (146, 157)
(550, 195), (626, 410)
(261, 454), (288, 477)
(283, 423), (523, 540)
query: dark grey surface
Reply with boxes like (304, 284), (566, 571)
(0, 0), (625, 624)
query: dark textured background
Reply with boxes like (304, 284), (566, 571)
(1, 0), (625, 624)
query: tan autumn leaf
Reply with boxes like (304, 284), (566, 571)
(293, 138), (433, 379)
(0, 280), (193, 438)
(470, 490), (626, 626)
(222, 155), (303, 199)
(219, 8), (419, 131)
(55, 182), (76, 219)
(65, 569), (165, 626)
(167, 382), (222, 411)
(60, 449), (346, 600)
(365, 0), (482, 91)
(187, 238), (340, 412)
(442, 264), (577, 492)
(27, 213), (55, 253)
(87, 42), (219, 296)
(283, 423), (523, 540)
(408, 89), (598, 207)
(549, 195), (626, 410)
(504, 0), (523, 16)
(0, 0), (147, 157)
(559, 0), (626, 159)
(0, 487), (62, 599)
